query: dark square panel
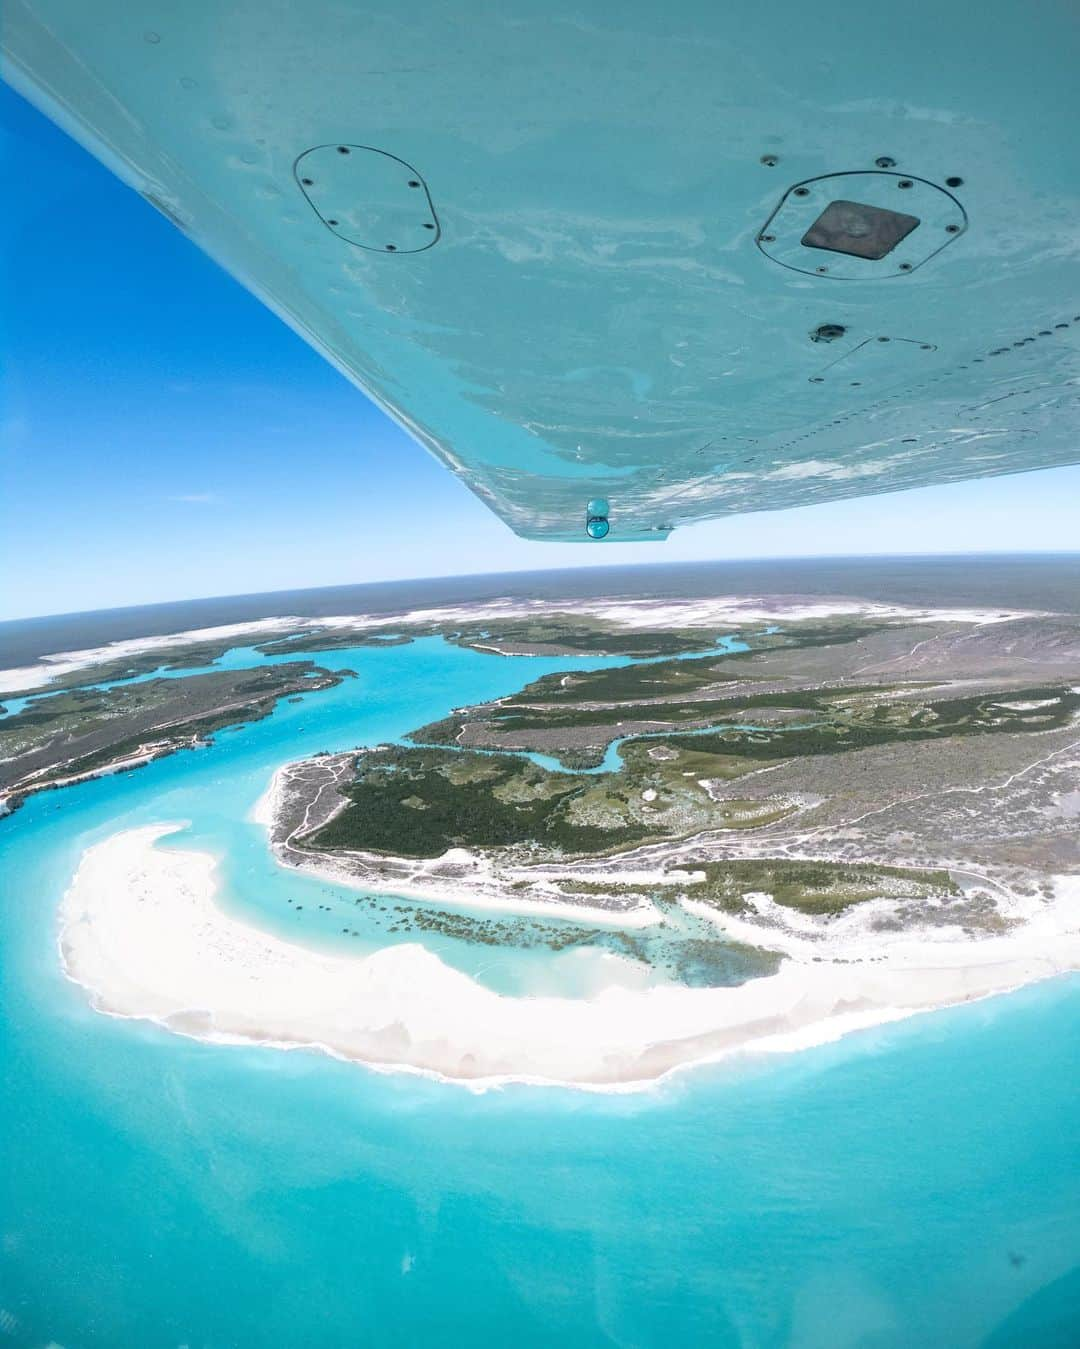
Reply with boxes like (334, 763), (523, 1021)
(801, 199), (920, 260)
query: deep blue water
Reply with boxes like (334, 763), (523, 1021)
(1, 634), (1077, 1347)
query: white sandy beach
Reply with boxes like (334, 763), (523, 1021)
(59, 824), (1080, 1089)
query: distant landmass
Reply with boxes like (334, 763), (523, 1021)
(4, 552), (1080, 669)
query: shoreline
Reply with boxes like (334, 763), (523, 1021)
(255, 762), (665, 928)
(2, 593), (1042, 695)
(58, 824), (1080, 1091)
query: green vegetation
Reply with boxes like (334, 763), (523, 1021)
(305, 733), (802, 860)
(256, 632), (412, 656)
(0, 663), (345, 817)
(308, 669), (1080, 862)
(560, 859), (959, 917)
(667, 685), (1080, 765)
(305, 746), (663, 857)
(3, 636), (260, 701)
(419, 658), (1080, 769)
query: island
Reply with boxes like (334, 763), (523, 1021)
(18, 590), (1077, 1087)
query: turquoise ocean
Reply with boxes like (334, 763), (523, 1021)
(1, 629), (1078, 1346)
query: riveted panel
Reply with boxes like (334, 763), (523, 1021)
(758, 172), (966, 278)
(809, 336), (938, 387)
(294, 144), (439, 253)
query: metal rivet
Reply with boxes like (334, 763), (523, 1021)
(899, 262), (913, 271)
(760, 154), (779, 166)
(760, 234), (776, 243)
(301, 177), (314, 186)
(946, 176), (963, 188)
(875, 156), (896, 168)
(878, 336), (890, 342)
(921, 344), (933, 350)
(337, 145), (350, 154)
(407, 179), (420, 187)
(386, 244), (397, 251)
(327, 218), (338, 225)
(898, 179), (913, 189)
(794, 186), (810, 197)
(423, 222), (435, 230)
(816, 266), (828, 273)
(946, 224), (960, 233)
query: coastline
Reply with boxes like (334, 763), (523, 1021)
(253, 762), (665, 927)
(1, 593), (1039, 695)
(58, 823), (1080, 1091)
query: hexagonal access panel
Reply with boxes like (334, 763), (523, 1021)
(295, 144), (440, 254)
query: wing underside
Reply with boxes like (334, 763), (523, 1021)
(4, 0), (1079, 540)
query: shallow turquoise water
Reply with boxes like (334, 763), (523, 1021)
(1, 636), (1077, 1346)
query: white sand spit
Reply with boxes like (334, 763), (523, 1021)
(59, 825), (1080, 1090)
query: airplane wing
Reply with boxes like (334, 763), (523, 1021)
(3, 1), (1079, 541)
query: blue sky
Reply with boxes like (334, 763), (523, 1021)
(2, 83), (1078, 622)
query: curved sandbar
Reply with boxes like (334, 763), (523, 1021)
(59, 824), (1080, 1089)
